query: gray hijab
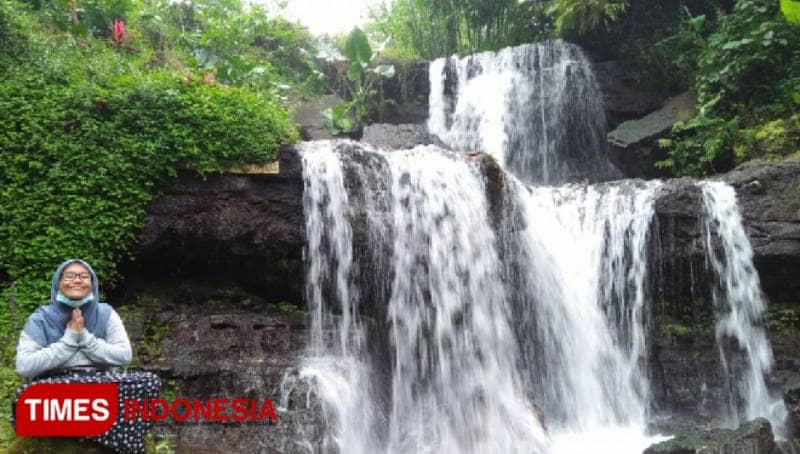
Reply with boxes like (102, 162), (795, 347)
(22, 259), (111, 347)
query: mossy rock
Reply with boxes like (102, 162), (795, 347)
(8, 434), (174, 453)
(8, 436), (113, 453)
(644, 418), (775, 454)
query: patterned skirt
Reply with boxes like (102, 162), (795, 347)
(12, 370), (161, 454)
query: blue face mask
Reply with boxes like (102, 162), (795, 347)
(56, 291), (93, 308)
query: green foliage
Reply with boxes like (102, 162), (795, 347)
(320, 27), (395, 135)
(549, 0), (628, 35)
(782, 0), (800, 24)
(766, 304), (800, 334)
(145, 434), (176, 454)
(633, 8), (708, 92)
(656, 0), (800, 176)
(367, 0), (550, 59)
(174, 0), (325, 99)
(0, 366), (22, 448)
(0, 1), (298, 383)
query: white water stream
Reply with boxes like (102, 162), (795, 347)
(701, 181), (788, 436)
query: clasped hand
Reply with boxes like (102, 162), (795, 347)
(67, 308), (84, 333)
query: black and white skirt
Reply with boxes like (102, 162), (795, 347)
(12, 370), (161, 454)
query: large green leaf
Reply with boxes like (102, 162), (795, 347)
(782, 0), (800, 24)
(344, 27), (372, 65)
(346, 62), (364, 82)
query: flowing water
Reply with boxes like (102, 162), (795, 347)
(284, 40), (786, 453)
(427, 41), (617, 185)
(700, 181), (788, 436)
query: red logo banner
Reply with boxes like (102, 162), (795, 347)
(15, 383), (119, 437)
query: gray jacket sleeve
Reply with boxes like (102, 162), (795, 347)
(79, 310), (133, 367)
(15, 329), (82, 379)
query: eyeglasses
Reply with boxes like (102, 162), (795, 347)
(62, 272), (91, 282)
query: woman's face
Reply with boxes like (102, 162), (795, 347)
(59, 263), (93, 300)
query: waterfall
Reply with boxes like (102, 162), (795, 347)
(427, 41), (617, 185)
(295, 142), (381, 454)
(295, 142), (549, 453)
(384, 148), (548, 453)
(285, 40), (788, 454)
(506, 179), (665, 452)
(700, 181), (788, 436)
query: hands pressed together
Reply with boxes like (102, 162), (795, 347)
(67, 308), (84, 333)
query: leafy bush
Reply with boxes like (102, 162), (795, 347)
(0, 67), (297, 323)
(549, 0), (628, 35)
(0, 4), (298, 366)
(319, 27), (395, 135)
(633, 8), (709, 92)
(657, 0), (800, 176)
(367, 0), (550, 59)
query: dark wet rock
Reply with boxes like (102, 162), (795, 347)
(785, 383), (800, 435)
(723, 156), (800, 303)
(108, 280), (318, 454)
(650, 156), (800, 305)
(644, 418), (776, 454)
(592, 60), (668, 128)
(360, 123), (445, 150)
(127, 146), (304, 304)
(647, 156), (800, 424)
(607, 92), (697, 178)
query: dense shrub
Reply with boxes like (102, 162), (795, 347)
(0, 66), (297, 325)
(657, 0), (800, 176)
(0, 1), (298, 357)
(367, 0), (550, 58)
(0, 1), (303, 448)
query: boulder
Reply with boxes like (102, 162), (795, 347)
(127, 145), (304, 303)
(292, 94), (344, 140)
(607, 91), (697, 177)
(644, 418), (776, 454)
(360, 123), (445, 150)
(592, 59), (669, 127)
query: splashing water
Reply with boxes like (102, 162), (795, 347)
(701, 181), (788, 436)
(297, 142), (380, 454)
(507, 179), (667, 452)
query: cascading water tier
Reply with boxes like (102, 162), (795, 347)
(282, 40), (789, 454)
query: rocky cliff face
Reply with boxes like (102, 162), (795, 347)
(647, 156), (800, 432)
(117, 145), (800, 450)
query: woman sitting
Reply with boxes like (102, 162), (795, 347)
(13, 259), (160, 454)
(16, 259), (132, 378)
